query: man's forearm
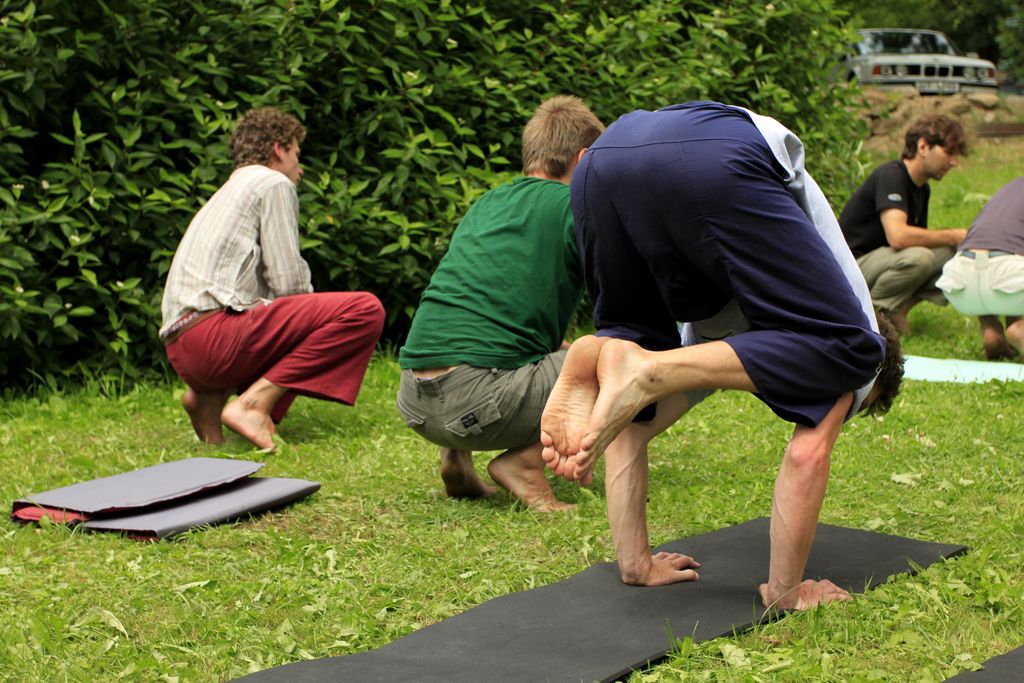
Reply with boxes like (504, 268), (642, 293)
(887, 224), (964, 250)
(603, 393), (695, 582)
(765, 394), (850, 603)
(604, 434), (654, 584)
(766, 442), (829, 599)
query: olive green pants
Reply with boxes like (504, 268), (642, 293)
(856, 245), (954, 313)
(396, 350), (566, 452)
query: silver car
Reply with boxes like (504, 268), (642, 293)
(843, 28), (997, 94)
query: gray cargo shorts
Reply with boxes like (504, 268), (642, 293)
(396, 349), (567, 452)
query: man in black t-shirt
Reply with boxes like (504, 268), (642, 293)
(839, 115), (968, 333)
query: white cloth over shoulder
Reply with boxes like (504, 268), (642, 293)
(679, 108), (878, 416)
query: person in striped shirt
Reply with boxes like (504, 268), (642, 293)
(160, 107), (384, 450)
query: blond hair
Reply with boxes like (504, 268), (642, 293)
(522, 96), (604, 178)
(229, 107), (307, 168)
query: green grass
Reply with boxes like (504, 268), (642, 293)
(1, 139), (1023, 682)
(3, 360), (1022, 682)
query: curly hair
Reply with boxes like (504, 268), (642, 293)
(901, 114), (968, 159)
(522, 95), (604, 178)
(229, 107), (307, 168)
(862, 311), (904, 416)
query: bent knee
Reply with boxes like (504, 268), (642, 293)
(893, 247), (939, 272)
(783, 441), (831, 472)
(358, 292), (386, 325)
(349, 290), (384, 313)
(338, 291), (386, 329)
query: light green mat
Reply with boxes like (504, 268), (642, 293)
(903, 355), (1024, 383)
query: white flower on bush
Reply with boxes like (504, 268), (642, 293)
(87, 195), (97, 208)
(12, 183), (24, 191)
(40, 180), (49, 190)
(15, 286), (24, 294)
(70, 234), (81, 244)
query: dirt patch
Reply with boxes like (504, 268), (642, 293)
(857, 87), (1024, 153)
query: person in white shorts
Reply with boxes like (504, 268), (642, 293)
(937, 177), (1024, 359)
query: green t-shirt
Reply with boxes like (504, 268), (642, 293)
(399, 176), (583, 369)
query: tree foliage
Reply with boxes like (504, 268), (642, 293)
(835, 0), (1023, 78)
(996, 12), (1024, 84)
(0, 0), (866, 389)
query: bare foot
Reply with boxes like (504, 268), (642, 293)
(561, 448), (602, 487)
(488, 446), (575, 512)
(541, 336), (606, 477)
(620, 551), (701, 586)
(758, 578), (850, 611)
(221, 378), (288, 450)
(181, 388), (229, 444)
(439, 448), (496, 498)
(577, 338), (660, 462)
(983, 340), (1017, 361)
(221, 398), (278, 451)
(981, 317), (1012, 360)
(981, 320), (1020, 360)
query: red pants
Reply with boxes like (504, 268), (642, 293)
(166, 292), (385, 423)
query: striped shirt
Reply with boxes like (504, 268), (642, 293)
(159, 164), (313, 339)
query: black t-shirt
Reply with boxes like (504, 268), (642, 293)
(839, 160), (930, 257)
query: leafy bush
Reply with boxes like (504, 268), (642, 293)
(997, 11), (1024, 84)
(0, 0), (865, 389)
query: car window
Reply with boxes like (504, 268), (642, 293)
(858, 31), (956, 56)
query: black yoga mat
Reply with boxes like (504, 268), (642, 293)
(236, 517), (966, 683)
(947, 645), (1024, 680)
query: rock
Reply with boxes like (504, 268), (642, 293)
(1004, 95), (1024, 116)
(863, 135), (895, 154)
(858, 88), (894, 111)
(941, 94), (973, 116)
(884, 86), (919, 99)
(872, 122), (902, 140)
(966, 92), (1000, 109)
(858, 87), (1024, 151)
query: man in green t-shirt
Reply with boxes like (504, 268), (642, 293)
(397, 96), (604, 511)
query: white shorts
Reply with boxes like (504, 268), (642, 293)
(936, 250), (1024, 316)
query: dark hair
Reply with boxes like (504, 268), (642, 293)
(901, 114), (967, 159)
(522, 95), (604, 178)
(862, 312), (904, 416)
(229, 107), (307, 168)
